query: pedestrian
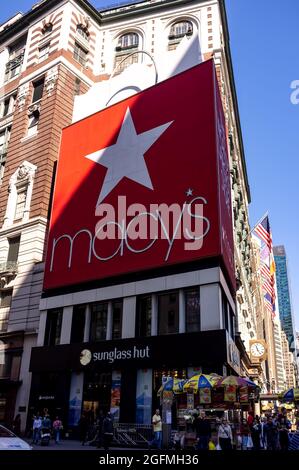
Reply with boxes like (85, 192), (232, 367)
(12, 414), (21, 436)
(264, 416), (278, 450)
(102, 412), (114, 451)
(32, 413), (42, 445)
(251, 418), (261, 450)
(260, 417), (267, 449)
(247, 411), (254, 428)
(150, 409), (162, 449)
(240, 418), (250, 450)
(78, 413), (88, 446)
(217, 418), (233, 450)
(193, 412), (211, 450)
(278, 416), (290, 451)
(53, 416), (63, 444)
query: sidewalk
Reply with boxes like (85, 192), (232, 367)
(25, 438), (148, 451)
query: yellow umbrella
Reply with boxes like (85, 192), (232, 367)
(157, 377), (185, 396)
(183, 374), (221, 393)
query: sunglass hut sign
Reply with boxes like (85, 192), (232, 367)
(80, 346), (150, 366)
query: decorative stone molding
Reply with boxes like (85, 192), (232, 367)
(17, 83), (30, 111)
(28, 103), (41, 116)
(3, 161), (37, 228)
(45, 66), (59, 96)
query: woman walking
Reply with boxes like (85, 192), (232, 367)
(217, 418), (233, 450)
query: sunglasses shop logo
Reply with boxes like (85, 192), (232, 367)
(80, 346), (150, 366)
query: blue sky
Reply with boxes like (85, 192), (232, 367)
(1, 0), (299, 329)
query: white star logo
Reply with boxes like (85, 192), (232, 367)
(186, 188), (193, 197)
(85, 108), (173, 205)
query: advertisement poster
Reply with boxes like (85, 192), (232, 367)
(224, 385), (237, 402)
(136, 369), (152, 424)
(68, 372), (84, 426)
(239, 386), (249, 403)
(199, 387), (211, 404)
(187, 393), (194, 410)
(110, 370), (121, 422)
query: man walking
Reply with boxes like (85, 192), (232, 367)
(32, 414), (42, 445)
(194, 412), (211, 450)
(151, 409), (162, 449)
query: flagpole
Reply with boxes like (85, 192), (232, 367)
(250, 210), (269, 234)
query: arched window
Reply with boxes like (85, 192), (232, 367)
(168, 20), (193, 51)
(117, 32), (139, 51)
(76, 25), (89, 42)
(169, 20), (193, 39)
(42, 23), (53, 35)
(114, 32), (140, 74)
(3, 161), (37, 228)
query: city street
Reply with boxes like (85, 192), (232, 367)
(24, 438), (147, 451)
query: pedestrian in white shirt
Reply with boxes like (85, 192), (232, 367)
(217, 419), (233, 450)
(32, 414), (42, 445)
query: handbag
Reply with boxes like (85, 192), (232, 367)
(216, 443), (221, 450)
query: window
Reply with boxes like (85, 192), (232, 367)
(70, 305), (86, 343)
(169, 21), (193, 39)
(0, 289), (13, 308)
(73, 42), (88, 66)
(0, 125), (10, 182)
(38, 43), (50, 62)
(222, 292), (229, 331)
(114, 32), (139, 74)
(27, 114), (39, 137)
(0, 94), (16, 119)
(42, 23), (53, 35)
(229, 307), (235, 338)
(4, 37), (26, 82)
(112, 300), (122, 339)
(185, 288), (200, 333)
(168, 20), (193, 51)
(44, 308), (63, 346)
(90, 302), (108, 341)
(136, 295), (152, 337)
(117, 33), (139, 50)
(158, 291), (179, 335)
(114, 52), (138, 74)
(32, 78), (44, 103)
(7, 236), (20, 263)
(14, 187), (27, 220)
(76, 25), (89, 42)
(3, 99), (10, 117)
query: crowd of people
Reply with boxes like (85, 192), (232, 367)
(28, 409), (114, 449)
(30, 411), (63, 445)
(170, 408), (299, 451)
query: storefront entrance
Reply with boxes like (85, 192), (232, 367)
(83, 371), (112, 421)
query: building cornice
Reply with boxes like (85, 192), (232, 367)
(218, 0), (251, 202)
(99, 0), (210, 23)
(0, 216), (48, 237)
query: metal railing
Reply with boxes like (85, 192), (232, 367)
(113, 423), (152, 447)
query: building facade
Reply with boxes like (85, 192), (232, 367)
(281, 329), (296, 390)
(0, 0), (260, 431)
(274, 245), (296, 352)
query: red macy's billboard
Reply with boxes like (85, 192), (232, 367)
(44, 60), (235, 291)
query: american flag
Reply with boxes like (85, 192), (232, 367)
(264, 292), (276, 318)
(260, 263), (271, 281)
(253, 215), (272, 250)
(262, 281), (275, 299)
